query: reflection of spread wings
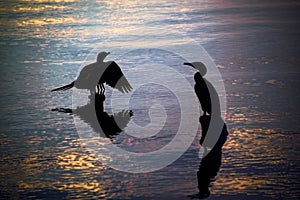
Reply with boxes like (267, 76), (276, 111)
(102, 61), (133, 93)
(52, 93), (133, 140)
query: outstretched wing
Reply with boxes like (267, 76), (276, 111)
(112, 110), (133, 130)
(103, 61), (132, 93)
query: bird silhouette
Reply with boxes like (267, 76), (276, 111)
(184, 62), (220, 116)
(51, 52), (132, 94)
(185, 62), (228, 199)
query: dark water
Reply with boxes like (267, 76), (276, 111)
(0, 0), (299, 199)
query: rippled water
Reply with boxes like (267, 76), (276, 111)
(1, 0), (299, 199)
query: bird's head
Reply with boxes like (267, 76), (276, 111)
(184, 62), (207, 76)
(97, 52), (110, 62)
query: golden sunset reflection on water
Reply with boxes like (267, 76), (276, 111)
(20, 0), (76, 3)
(213, 122), (299, 197)
(13, 138), (113, 199)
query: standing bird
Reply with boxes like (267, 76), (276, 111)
(51, 52), (132, 94)
(184, 62), (220, 116)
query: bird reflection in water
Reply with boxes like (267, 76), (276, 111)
(52, 93), (133, 140)
(185, 62), (229, 199)
(196, 115), (228, 198)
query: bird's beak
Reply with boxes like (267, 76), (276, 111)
(107, 52), (110, 55)
(184, 62), (195, 68)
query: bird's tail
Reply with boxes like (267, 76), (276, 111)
(51, 81), (75, 92)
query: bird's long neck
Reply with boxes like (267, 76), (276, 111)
(97, 60), (112, 65)
(195, 72), (206, 84)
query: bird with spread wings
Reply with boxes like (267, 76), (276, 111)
(51, 52), (132, 94)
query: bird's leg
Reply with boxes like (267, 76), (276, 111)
(99, 84), (102, 94)
(100, 84), (105, 95)
(96, 84), (100, 94)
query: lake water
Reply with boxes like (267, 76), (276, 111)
(0, 0), (299, 199)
